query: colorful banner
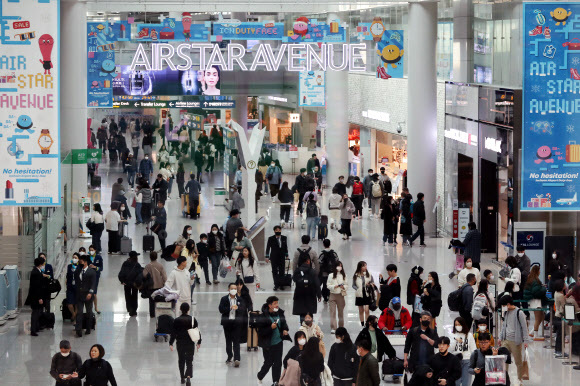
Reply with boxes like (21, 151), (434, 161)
(522, 3), (580, 210)
(87, 22), (118, 107)
(376, 30), (404, 79)
(283, 17), (346, 43)
(134, 16), (210, 42)
(212, 21), (284, 41)
(0, 0), (60, 206)
(299, 71), (325, 107)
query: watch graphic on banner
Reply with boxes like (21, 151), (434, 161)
(38, 129), (54, 154)
(370, 17), (385, 42)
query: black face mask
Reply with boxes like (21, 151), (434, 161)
(421, 320), (430, 328)
(392, 303), (401, 311)
(275, 232), (281, 236)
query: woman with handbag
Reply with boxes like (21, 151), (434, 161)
(235, 247), (260, 301)
(89, 203), (105, 253)
(181, 239), (200, 304)
(169, 302), (201, 386)
(353, 261), (376, 326)
(338, 194), (355, 240)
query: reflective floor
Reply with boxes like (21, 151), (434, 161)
(0, 143), (578, 385)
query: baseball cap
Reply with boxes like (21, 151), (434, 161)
(392, 297), (401, 304)
(129, 251), (140, 258)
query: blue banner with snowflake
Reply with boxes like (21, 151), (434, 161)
(522, 2), (580, 211)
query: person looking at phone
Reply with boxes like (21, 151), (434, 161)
(468, 333), (512, 386)
(50, 340), (82, 385)
(256, 296), (290, 385)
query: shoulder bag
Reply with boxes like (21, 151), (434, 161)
(241, 263), (255, 284)
(188, 317), (201, 343)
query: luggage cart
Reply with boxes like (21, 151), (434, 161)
(382, 329), (406, 383)
(154, 301), (175, 342)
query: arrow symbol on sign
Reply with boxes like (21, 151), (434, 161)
(203, 102), (208, 107)
(169, 102), (174, 107)
(135, 102), (140, 107)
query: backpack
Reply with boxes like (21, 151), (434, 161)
(372, 181), (382, 198)
(295, 265), (311, 290)
(471, 293), (488, 320)
(297, 247), (312, 267)
(448, 284), (467, 312)
(319, 250), (338, 274)
(306, 199), (318, 218)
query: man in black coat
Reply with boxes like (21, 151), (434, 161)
(293, 168), (308, 215)
(265, 226), (289, 290)
(333, 175), (347, 197)
(408, 192), (426, 247)
(404, 311), (439, 372)
(25, 257), (49, 336)
(74, 255), (97, 337)
(219, 283), (247, 367)
(292, 255), (321, 323)
(256, 296), (290, 385)
(429, 336), (462, 386)
(152, 173), (169, 204)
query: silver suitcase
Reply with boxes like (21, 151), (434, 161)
(120, 223), (132, 254)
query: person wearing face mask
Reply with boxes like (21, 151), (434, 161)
(333, 175), (348, 197)
(283, 331), (307, 369)
(420, 272), (443, 329)
(74, 255), (97, 337)
(473, 319), (494, 348)
(449, 317), (477, 386)
(50, 340), (82, 385)
(104, 203), (124, 254)
(351, 176), (365, 219)
(89, 204), (105, 252)
(25, 257), (50, 336)
(256, 296), (290, 385)
(379, 297), (413, 335)
(277, 182), (294, 226)
(152, 173), (169, 204)
(266, 161), (282, 200)
(292, 168), (309, 216)
(457, 257), (481, 287)
(363, 169), (374, 210)
(78, 344), (117, 386)
(355, 339), (381, 386)
(138, 153), (153, 184)
(468, 333), (512, 386)
(219, 283), (247, 367)
(208, 224), (226, 284)
(298, 337), (326, 385)
(403, 311), (439, 372)
(428, 337), (462, 386)
(406, 265), (424, 310)
(196, 234), (211, 285)
(298, 312), (325, 356)
(37, 252), (54, 313)
(65, 253), (80, 322)
(338, 194), (356, 240)
(356, 315), (396, 363)
(378, 167), (392, 194)
(462, 222), (482, 270)
(326, 261), (348, 333)
(266, 225), (289, 290)
(500, 255), (522, 300)
(175, 225), (193, 256)
(328, 328), (358, 385)
(88, 245), (103, 314)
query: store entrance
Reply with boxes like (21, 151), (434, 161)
(458, 154), (473, 211)
(480, 159), (498, 253)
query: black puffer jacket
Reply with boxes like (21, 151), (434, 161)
(256, 303), (289, 348)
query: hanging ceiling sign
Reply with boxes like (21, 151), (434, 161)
(284, 17), (346, 43)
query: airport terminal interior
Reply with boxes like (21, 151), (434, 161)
(1, 0), (580, 385)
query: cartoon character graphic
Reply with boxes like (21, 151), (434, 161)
(182, 12), (192, 42)
(100, 59), (116, 77)
(550, 7), (572, 26)
(16, 115), (33, 131)
(535, 145), (554, 163)
(293, 17), (309, 37)
(377, 34), (404, 70)
(38, 34), (54, 75)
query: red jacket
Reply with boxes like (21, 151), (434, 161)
(352, 182), (364, 195)
(378, 306), (412, 335)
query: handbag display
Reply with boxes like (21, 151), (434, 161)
(563, 38), (580, 50)
(159, 27), (175, 40)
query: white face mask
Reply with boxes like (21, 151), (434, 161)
(479, 326), (487, 332)
(517, 252), (524, 257)
(298, 338), (306, 346)
(465, 262), (473, 268)
(552, 254), (557, 259)
(427, 280), (433, 285)
(120, 206), (126, 210)
(72, 259), (78, 265)
(271, 164), (275, 167)
(145, 156), (149, 160)
(455, 326), (463, 332)
(202, 240), (207, 243)
(61, 352), (70, 357)
(335, 338), (342, 344)
(272, 307), (279, 312)
(187, 229), (192, 235)
(229, 289), (237, 296)
(212, 230), (218, 234)
(336, 266), (342, 272)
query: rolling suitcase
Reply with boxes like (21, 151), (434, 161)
(566, 140), (580, 163)
(317, 224), (328, 240)
(120, 223), (132, 255)
(61, 298), (72, 321)
(320, 215), (328, 226)
(275, 259), (292, 288)
(247, 327), (259, 351)
(40, 312), (55, 329)
(143, 222), (155, 252)
(91, 175), (101, 188)
(82, 313), (96, 330)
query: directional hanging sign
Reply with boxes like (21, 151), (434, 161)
(112, 100), (236, 109)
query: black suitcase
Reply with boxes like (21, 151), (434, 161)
(91, 175), (101, 188)
(40, 312), (55, 329)
(82, 313), (96, 330)
(320, 215), (328, 225)
(61, 298), (72, 321)
(382, 357), (404, 379)
(156, 314), (174, 334)
(248, 311), (260, 329)
(143, 220), (155, 252)
(317, 224), (328, 240)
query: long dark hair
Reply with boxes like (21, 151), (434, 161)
(210, 223), (222, 237)
(182, 225), (191, 239)
(335, 327), (353, 349)
(332, 261), (346, 280)
(303, 336), (321, 357)
(294, 331), (307, 347)
(280, 181), (290, 192)
(428, 271), (441, 290)
(93, 203), (103, 214)
(237, 247), (255, 268)
(476, 278), (491, 304)
(354, 261), (370, 280)
(235, 228), (245, 242)
(185, 239), (196, 254)
(453, 317), (469, 334)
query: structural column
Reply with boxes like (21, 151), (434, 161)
(407, 1), (438, 234)
(453, 0), (474, 83)
(61, 1), (88, 238)
(325, 69), (349, 187)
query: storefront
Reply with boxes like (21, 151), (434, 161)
(443, 82), (517, 259)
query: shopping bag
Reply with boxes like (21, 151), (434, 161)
(484, 355), (507, 385)
(219, 257), (232, 278)
(413, 294), (423, 314)
(522, 348), (530, 380)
